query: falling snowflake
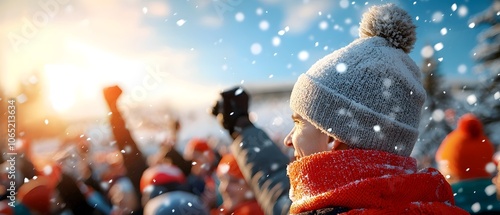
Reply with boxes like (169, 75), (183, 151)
(235, 12), (245, 22)
(298, 51), (309, 61)
(176, 19), (186, 26)
(250, 43), (262, 55)
(259, 20), (270, 31)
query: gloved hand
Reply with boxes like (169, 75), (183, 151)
(212, 86), (251, 136)
(103, 85), (122, 107)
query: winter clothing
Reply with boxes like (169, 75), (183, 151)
(184, 138), (214, 161)
(212, 200), (265, 215)
(104, 85), (148, 214)
(287, 149), (468, 214)
(230, 124), (291, 215)
(140, 163), (190, 204)
(56, 173), (99, 215)
(163, 145), (193, 177)
(289, 3), (425, 157)
(216, 154), (244, 179)
(435, 113), (494, 180)
(216, 3), (466, 215)
(144, 191), (209, 215)
(214, 154), (265, 215)
(17, 176), (53, 214)
(451, 178), (500, 214)
(213, 86), (250, 135)
(140, 164), (186, 193)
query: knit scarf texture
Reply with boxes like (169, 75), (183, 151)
(287, 149), (468, 214)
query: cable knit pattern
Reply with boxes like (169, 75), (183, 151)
(289, 4), (425, 157)
(287, 149), (469, 214)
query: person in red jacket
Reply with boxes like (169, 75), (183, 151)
(213, 3), (469, 215)
(212, 154), (263, 215)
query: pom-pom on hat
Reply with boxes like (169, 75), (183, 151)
(289, 3), (425, 156)
(216, 154), (244, 179)
(435, 113), (494, 180)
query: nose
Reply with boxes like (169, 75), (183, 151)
(283, 130), (293, 147)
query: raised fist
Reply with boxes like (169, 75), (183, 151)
(103, 85), (123, 106)
(212, 86), (250, 135)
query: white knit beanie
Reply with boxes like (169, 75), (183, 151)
(289, 4), (426, 157)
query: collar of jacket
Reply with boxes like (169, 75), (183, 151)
(287, 149), (468, 215)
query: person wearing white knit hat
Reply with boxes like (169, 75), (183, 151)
(282, 3), (468, 214)
(213, 3), (469, 215)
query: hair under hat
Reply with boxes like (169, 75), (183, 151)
(435, 113), (494, 180)
(289, 3), (425, 156)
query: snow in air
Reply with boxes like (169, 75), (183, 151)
(339, 0), (349, 9)
(319, 21), (328, 30)
(486, 162), (497, 174)
(494, 92), (500, 100)
(467, 94), (477, 105)
(373, 125), (381, 132)
(45, 119), (49, 125)
(440, 28), (448, 35)
(432, 109), (445, 122)
(235, 12), (245, 22)
(298, 51), (309, 61)
(177, 19), (186, 26)
(383, 78), (392, 87)
(272, 37), (281, 46)
(471, 202), (481, 213)
(451, 3), (458, 11)
(260, 20), (270, 31)
(336, 63), (347, 73)
(421, 46), (434, 58)
(434, 43), (444, 51)
(458, 5), (468, 17)
(256, 8), (263, 16)
(432, 11), (444, 23)
(251, 43), (262, 55)
(458, 64), (467, 74)
(350, 26), (359, 37)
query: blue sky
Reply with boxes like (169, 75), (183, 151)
(0, 0), (491, 119)
(143, 0), (489, 85)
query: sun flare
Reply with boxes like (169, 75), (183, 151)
(44, 64), (79, 112)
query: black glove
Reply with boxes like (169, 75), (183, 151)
(212, 86), (250, 135)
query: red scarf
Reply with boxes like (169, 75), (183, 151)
(287, 149), (468, 214)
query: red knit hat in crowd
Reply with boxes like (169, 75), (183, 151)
(435, 113), (494, 180)
(216, 154), (244, 179)
(184, 138), (211, 160)
(140, 163), (186, 193)
(17, 176), (53, 214)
